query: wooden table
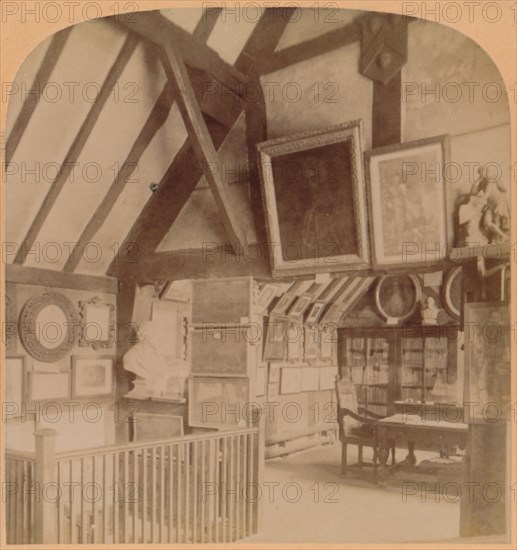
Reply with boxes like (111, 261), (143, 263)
(375, 414), (468, 482)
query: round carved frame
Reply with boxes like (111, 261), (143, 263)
(19, 291), (79, 362)
(375, 274), (421, 323)
(442, 266), (462, 320)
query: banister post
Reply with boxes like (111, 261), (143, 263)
(33, 429), (58, 543)
(251, 405), (265, 533)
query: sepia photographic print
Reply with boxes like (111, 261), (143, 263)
(1, 1), (515, 548)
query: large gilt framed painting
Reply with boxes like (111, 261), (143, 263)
(257, 121), (370, 277)
(365, 135), (450, 268)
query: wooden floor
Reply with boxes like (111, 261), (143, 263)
(248, 442), (464, 544)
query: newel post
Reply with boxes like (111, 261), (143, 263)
(252, 405), (265, 533)
(34, 429), (58, 543)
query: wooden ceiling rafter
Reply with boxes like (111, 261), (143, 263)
(62, 79), (176, 273)
(193, 7), (222, 42)
(13, 33), (139, 265)
(115, 11), (247, 95)
(161, 42), (249, 252)
(5, 26), (73, 165)
(264, 21), (361, 74)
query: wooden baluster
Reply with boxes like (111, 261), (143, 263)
(184, 441), (190, 542)
(228, 436), (235, 541)
(34, 429), (58, 543)
(132, 450), (138, 542)
(142, 448), (148, 543)
(192, 441), (198, 543)
(151, 446), (156, 541)
(176, 444), (182, 543)
(113, 452), (119, 543)
(69, 460), (75, 544)
(247, 433), (253, 536)
(159, 445), (165, 543)
(168, 444), (174, 542)
(200, 439), (206, 543)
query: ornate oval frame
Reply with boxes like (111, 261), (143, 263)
(19, 291), (79, 362)
(442, 266), (462, 320)
(375, 274), (421, 323)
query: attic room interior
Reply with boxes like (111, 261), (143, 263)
(2, 5), (513, 546)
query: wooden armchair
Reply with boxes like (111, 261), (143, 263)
(335, 375), (393, 481)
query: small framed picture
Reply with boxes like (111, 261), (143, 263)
(375, 274), (421, 324)
(256, 365), (267, 397)
(271, 293), (297, 316)
(304, 326), (320, 361)
(286, 322), (303, 362)
(5, 356), (26, 412)
(28, 372), (69, 402)
(255, 284), (279, 312)
(305, 301), (326, 325)
(288, 294), (313, 318)
(79, 296), (116, 350)
(71, 356), (113, 398)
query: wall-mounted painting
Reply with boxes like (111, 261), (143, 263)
(258, 120), (370, 276)
(288, 294), (313, 318)
(464, 302), (510, 420)
(305, 301), (326, 326)
(365, 135), (450, 268)
(263, 317), (287, 361)
(71, 356), (113, 398)
(375, 274), (421, 324)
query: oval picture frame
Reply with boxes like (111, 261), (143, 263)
(375, 274), (421, 323)
(19, 291), (79, 362)
(442, 266), (462, 320)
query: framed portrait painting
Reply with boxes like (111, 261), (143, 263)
(365, 135), (450, 267)
(375, 274), (421, 324)
(257, 120), (370, 276)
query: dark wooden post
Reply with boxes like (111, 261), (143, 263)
(34, 429), (58, 543)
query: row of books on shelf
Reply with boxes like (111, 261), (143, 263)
(357, 385), (388, 404)
(402, 350), (424, 369)
(348, 337), (389, 352)
(401, 368), (437, 386)
(350, 365), (389, 385)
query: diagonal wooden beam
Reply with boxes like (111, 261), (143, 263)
(115, 11), (247, 94)
(6, 27), (72, 165)
(264, 21), (360, 74)
(14, 34), (138, 265)
(161, 42), (248, 251)
(193, 7), (222, 42)
(235, 7), (296, 75)
(107, 117), (230, 277)
(62, 81), (175, 273)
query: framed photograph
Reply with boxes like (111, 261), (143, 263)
(271, 293), (297, 316)
(5, 356), (26, 412)
(286, 322), (303, 362)
(71, 356), (113, 398)
(189, 377), (250, 428)
(28, 372), (69, 402)
(256, 365), (267, 397)
(375, 274), (421, 324)
(320, 324), (337, 360)
(304, 326), (320, 361)
(257, 121), (370, 276)
(255, 283), (279, 313)
(79, 296), (116, 350)
(280, 367), (302, 394)
(288, 294), (313, 318)
(263, 317), (287, 361)
(365, 135), (450, 267)
(305, 301), (326, 326)
(464, 302), (510, 420)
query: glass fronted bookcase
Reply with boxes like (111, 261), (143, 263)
(338, 326), (460, 417)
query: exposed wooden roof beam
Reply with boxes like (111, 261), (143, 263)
(193, 7), (222, 42)
(263, 21), (360, 74)
(114, 11), (247, 94)
(116, 247), (271, 283)
(13, 34), (138, 265)
(5, 27), (72, 165)
(6, 263), (118, 294)
(235, 7), (296, 75)
(108, 118), (237, 280)
(62, 80), (175, 273)
(161, 41), (248, 251)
